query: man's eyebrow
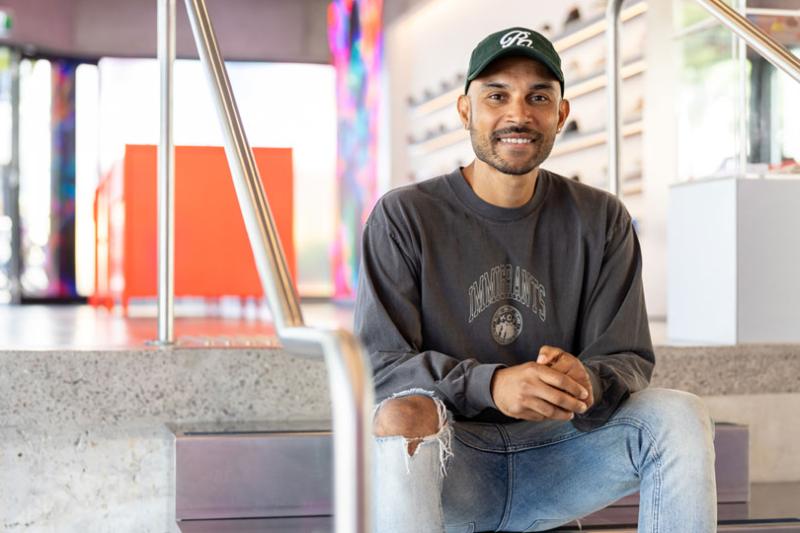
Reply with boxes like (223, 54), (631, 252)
(479, 81), (558, 91)
(530, 82), (558, 92)
(480, 81), (509, 90)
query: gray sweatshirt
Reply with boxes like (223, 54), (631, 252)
(354, 168), (654, 431)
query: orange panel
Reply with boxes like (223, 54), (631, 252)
(118, 145), (294, 302)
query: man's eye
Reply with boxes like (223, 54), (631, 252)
(488, 94), (505, 101)
(530, 95), (549, 103)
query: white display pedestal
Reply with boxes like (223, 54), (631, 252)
(668, 177), (800, 345)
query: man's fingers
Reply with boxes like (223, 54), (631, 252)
(517, 396), (575, 421)
(537, 345), (563, 365)
(536, 365), (589, 401)
(536, 349), (591, 402)
(529, 380), (589, 414)
(558, 363), (594, 406)
(491, 360), (594, 422)
(538, 347), (580, 381)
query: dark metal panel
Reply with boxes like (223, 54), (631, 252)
(174, 423), (759, 524)
(715, 423), (751, 503)
(176, 431), (332, 520)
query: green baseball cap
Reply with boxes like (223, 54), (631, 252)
(465, 27), (564, 95)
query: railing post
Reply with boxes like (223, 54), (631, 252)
(8, 49), (21, 304)
(606, 0), (624, 198)
(157, 0), (176, 344)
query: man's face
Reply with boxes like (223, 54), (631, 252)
(458, 56), (569, 176)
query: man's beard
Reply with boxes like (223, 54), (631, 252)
(469, 125), (556, 176)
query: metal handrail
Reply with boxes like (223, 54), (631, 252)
(158, 1), (375, 532)
(606, 0), (800, 196)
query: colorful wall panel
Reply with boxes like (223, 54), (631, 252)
(328, 0), (383, 299)
(50, 60), (78, 298)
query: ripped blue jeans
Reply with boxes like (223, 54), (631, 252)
(373, 388), (717, 533)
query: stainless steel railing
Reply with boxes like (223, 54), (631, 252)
(606, 0), (800, 197)
(157, 1), (374, 531)
(157, 0), (175, 344)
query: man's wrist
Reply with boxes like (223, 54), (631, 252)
(485, 364), (508, 411)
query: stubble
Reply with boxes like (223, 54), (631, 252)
(469, 124), (556, 176)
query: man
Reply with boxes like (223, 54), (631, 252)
(355, 27), (717, 533)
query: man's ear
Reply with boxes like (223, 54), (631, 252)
(557, 98), (570, 131)
(457, 94), (471, 130)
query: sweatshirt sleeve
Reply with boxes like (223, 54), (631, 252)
(354, 207), (505, 417)
(572, 204), (655, 431)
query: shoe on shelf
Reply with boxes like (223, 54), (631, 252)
(563, 6), (582, 30)
(561, 120), (580, 136)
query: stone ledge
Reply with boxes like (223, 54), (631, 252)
(0, 348), (330, 429)
(2, 344), (798, 429)
(652, 344), (800, 396)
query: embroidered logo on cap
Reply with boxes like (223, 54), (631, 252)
(499, 29), (534, 48)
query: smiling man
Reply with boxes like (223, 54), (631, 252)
(355, 28), (717, 533)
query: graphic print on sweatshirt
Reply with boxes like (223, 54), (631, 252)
(468, 264), (547, 345)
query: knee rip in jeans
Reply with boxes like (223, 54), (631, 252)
(374, 388), (454, 476)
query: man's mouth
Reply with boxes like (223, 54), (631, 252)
(493, 129), (539, 145)
(497, 137), (534, 145)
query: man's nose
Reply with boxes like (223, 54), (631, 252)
(505, 97), (533, 125)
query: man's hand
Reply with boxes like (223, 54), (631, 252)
(537, 346), (595, 411)
(491, 358), (590, 421)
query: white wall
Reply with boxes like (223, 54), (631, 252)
(704, 393), (800, 483)
(639, 0), (675, 319)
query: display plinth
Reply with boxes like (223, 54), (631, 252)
(668, 177), (800, 344)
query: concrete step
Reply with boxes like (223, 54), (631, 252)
(4, 339), (799, 531)
(172, 421), (757, 529)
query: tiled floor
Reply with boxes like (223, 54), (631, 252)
(0, 302), (670, 350)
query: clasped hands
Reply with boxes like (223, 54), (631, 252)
(490, 345), (594, 421)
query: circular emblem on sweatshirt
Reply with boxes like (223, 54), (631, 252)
(491, 304), (523, 345)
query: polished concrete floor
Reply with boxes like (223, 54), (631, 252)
(0, 302), (356, 350)
(0, 302), (670, 350)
